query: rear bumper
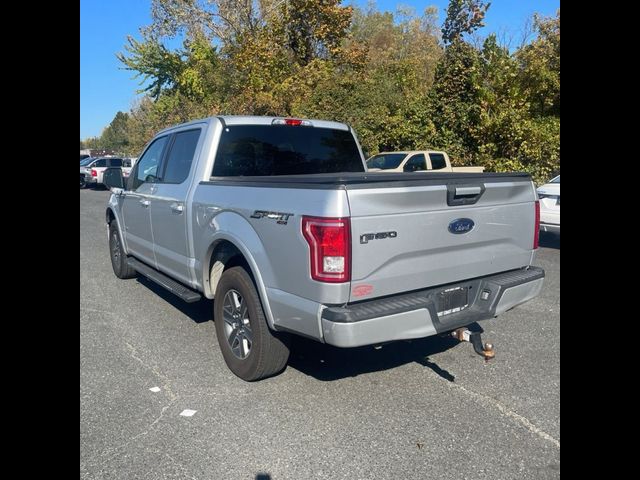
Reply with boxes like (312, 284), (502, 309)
(83, 174), (97, 184)
(320, 267), (544, 348)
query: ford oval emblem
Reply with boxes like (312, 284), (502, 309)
(448, 218), (475, 234)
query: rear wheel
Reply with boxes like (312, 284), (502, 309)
(109, 222), (136, 279)
(214, 266), (290, 381)
(80, 175), (87, 189)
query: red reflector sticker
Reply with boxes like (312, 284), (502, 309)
(352, 285), (374, 297)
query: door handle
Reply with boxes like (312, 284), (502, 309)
(170, 203), (184, 214)
(139, 199), (150, 207)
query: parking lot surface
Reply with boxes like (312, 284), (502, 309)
(80, 188), (560, 479)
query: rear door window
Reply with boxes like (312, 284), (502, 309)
(93, 159), (107, 168)
(108, 158), (123, 167)
(160, 129), (201, 184)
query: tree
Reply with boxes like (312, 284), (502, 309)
(101, 111), (131, 154)
(516, 11), (560, 117)
(442, 0), (490, 44)
(105, 0), (559, 183)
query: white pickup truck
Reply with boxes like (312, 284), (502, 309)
(367, 150), (484, 173)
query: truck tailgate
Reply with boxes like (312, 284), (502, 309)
(347, 175), (536, 302)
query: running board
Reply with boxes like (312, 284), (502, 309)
(127, 258), (202, 303)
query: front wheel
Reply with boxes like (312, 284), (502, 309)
(109, 222), (136, 279)
(214, 266), (290, 381)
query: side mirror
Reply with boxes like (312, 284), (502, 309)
(103, 167), (124, 190)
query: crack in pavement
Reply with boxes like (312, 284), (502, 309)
(80, 306), (121, 316)
(431, 371), (560, 448)
(124, 341), (178, 401)
(84, 340), (181, 471)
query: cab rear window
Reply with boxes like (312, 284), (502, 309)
(212, 125), (364, 176)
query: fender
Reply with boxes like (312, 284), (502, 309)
(105, 202), (128, 255)
(196, 210), (278, 330)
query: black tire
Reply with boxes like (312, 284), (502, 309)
(214, 266), (290, 381)
(109, 222), (137, 279)
(80, 175), (87, 189)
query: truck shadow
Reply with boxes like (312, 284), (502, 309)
(135, 275), (467, 381)
(287, 333), (462, 382)
(135, 277), (212, 324)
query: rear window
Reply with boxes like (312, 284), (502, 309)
(366, 153), (406, 170)
(211, 125), (364, 176)
(108, 158), (123, 167)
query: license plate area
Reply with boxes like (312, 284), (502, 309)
(437, 286), (469, 317)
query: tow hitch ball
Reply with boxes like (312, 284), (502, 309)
(452, 328), (495, 362)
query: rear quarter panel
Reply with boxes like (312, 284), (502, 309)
(190, 184), (351, 306)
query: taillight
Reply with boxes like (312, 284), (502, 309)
(91, 169), (97, 177)
(533, 200), (540, 249)
(302, 216), (351, 283)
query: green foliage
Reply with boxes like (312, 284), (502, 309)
(442, 0), (490, 44)
(117, 34), (185, 99)
(516, 12), (560, 117)
(430, 5), (559, 183)
(87, 1), (559, 183)
(100, 111), (131, 154)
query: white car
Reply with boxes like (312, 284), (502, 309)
(122, 157), (137, 180)
(80, 157), (124, 188)
(537, 175), (560, 234)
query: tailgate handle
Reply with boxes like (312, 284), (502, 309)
(447, 184), (486, 206)
(455, 186), (481, 196)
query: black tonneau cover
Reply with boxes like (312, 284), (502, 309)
(203, 172), (531, 190)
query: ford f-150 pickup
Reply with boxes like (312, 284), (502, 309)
(103, 116), (544, 381)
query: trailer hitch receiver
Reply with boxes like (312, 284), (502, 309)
(452, 328), (495, 362)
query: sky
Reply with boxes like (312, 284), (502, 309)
(80, 0), (559, 139)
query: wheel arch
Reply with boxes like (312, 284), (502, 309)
(203, 235), (276, 329)
(105, 207), (128, 255)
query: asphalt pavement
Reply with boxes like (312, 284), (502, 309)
(80, 187), (560, 480)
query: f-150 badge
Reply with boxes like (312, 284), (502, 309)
(360, 231), (398, 244)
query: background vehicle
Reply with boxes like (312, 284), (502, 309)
(366, 150), (484, 173)
(122, 157), (137, 180)
(80, 157), (95, 188)
(80, 154), (91, 162)
(104, 116), (543, 381)
(80, 157), (123, 188)
(537, 175), (560, 233)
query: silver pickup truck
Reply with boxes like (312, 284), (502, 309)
(103, 116), (544, 381)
